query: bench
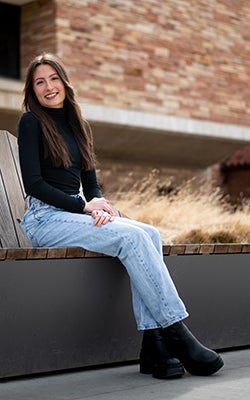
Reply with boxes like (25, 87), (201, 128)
(1, 130), (250, 379)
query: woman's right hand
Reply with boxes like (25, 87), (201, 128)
(91, 209), (115, 226)
(83, 197), (115, 215)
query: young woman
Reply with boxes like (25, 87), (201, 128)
(18, 53), (223, 380)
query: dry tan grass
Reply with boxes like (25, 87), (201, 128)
(110, 171), (250, 244)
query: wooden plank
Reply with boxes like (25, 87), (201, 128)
(27, 248), (48, 259)
(0, 248), (7, 260)
(162, 245), (171, 255)
(199, 244), (215, 254)
(0, 131), (30, 247)
(228, 244), (243, 254)
(0, 173), (19, 248)
(47, 248), (67, 259)
(8, 130), (26, 198)
(170, 245), (186, 255)
(242, 244), (250, 253)
(84, 250), (106, 258)
(66, 247), (86, 258)
(184, 244), (200, 254)
(7, 131), (30, 246)
(214, 244), (230, 254)
(6, 248), (28, 259)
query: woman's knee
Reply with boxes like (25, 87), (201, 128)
(142, 224), (161, 242)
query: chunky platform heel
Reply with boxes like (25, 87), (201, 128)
(140, 328), (184, 379)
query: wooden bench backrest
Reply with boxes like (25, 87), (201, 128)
(0, 130), (30, 248)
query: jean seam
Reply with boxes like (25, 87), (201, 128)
(109, 230), (181, 324)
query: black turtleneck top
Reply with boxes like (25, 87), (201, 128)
(18, 107), (102, 213)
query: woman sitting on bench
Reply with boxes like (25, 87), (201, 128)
(18, 53), (223, 380)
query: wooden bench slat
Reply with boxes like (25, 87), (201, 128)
(242, 244), (250, 253)
(66, 247), (86, 258)
(214, 244), (230, 254)
(47, 248), (67, 259)
(169, 245), (186, 255)
(27, 248), (48, 259)
(0, 131), (30, 248)
(8, 130), (26, 198)
(227, 244), (243, 253)
(0, 248), (7, 260)
(0, 173), (20, 248)
(184, 244), (200, 254)
(6, 248), (28, 259)
(199, 244), (215, 254)
(162, 245), (171, 255)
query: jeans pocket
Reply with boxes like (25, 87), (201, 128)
(20, 209), (39, 246)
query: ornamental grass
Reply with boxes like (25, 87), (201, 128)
(110, 170), (250, 244)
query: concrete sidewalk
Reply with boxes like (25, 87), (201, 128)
(0, 349), (249, 400)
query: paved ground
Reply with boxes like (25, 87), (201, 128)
(0, 349), (249, 400)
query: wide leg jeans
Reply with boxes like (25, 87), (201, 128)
(20, 196), (188, 330)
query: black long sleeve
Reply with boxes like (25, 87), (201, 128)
(18, 110), (102, 213)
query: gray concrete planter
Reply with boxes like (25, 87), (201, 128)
(164, 245), (250, 350)
(0, 244), (249, 378)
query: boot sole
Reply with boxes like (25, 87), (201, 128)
(182, 355), (224, 376)
(140, 363), (185, 379)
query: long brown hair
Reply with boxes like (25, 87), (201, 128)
(23, 52), (94, 170)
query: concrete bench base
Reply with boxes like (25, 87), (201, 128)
(0, 251), (250, 378)
(0, 257), (139, 378)
(166, 253), (250, 350)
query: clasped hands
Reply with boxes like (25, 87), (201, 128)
(83, 197), (115, 226)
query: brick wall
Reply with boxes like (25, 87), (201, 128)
(20, 0), (57, 78)
(21, 0), (250, 126)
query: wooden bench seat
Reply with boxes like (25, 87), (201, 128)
(1, 130), (250, 379)
(2, 242), (250, 261)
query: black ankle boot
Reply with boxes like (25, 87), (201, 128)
(163, 322), (224, 376)
(140, 328), (185, 379)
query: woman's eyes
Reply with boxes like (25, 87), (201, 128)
(36, 76), (59, 85)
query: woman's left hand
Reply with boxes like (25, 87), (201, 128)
(91, 210), (115, 226)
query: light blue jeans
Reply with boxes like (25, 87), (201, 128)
(20, 196), (188, 330)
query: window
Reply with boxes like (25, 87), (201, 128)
(0, 2), (20, 79)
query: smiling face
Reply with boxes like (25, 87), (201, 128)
(33, 64), (66, 108)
